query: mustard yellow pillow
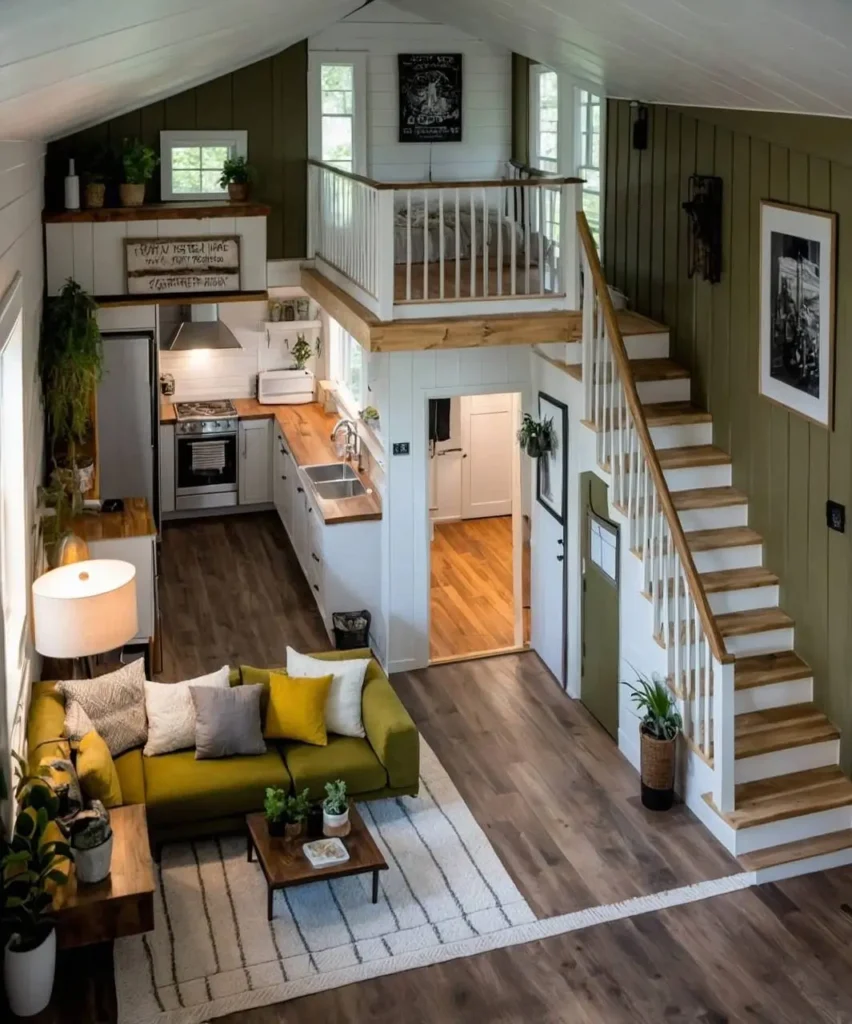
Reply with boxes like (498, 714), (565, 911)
(76, 730), (123, 808)
(264, 671), (334, 746)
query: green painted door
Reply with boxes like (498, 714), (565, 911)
(581, 473), (619, 740)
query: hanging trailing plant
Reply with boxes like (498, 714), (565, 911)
(516, 413), (557, 458)
(287, 332), (322, 370)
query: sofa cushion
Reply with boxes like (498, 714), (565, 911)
(27, 681), (69, 774)
(115, 747), (146, 806)
(76, 730), (123, 808)
(283, 736), (387, 801)
(143, 748), (290, 826)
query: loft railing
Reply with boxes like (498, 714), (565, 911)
(576, 211), (736, 813)
(307, 158), (583, 321)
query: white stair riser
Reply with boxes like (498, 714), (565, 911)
(753, 845), (852, 885)
(734, 675), (813, 714)
(724, 627), (794, 657)
(735, 739), (840, 784)
(637, 378), (691, 404)
(733, 806), (852, 856)
(663, 463), (732, 491)
(649, 422), (713, 449)
(678, 504), (749, 532)
(625, 332), (670, 359)
(708, 584), (779, 615)
(692, 543), (763, 573)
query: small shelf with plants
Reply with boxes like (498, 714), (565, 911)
(264, 319), (322, 332)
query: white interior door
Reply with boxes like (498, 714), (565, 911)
(531, 500), (566, 684)
(461, 393), (514, 519)
(429, 398), (463, 522)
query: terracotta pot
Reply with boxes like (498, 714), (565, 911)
(228, 182), (248, 202)
(323, 806), (350, 838)
(119, 183), (146, 207)
(639, 728), (676, 811)
(84, 182), (106, 209)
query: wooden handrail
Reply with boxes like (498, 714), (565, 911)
(576, 211), (733, 665)
(308, 158), (583, 191)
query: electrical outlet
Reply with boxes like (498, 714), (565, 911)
(392, 442), (411, 456)
(827, 500), (846, 533)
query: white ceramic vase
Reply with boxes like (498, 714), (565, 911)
(323, 806), (350, 838)
(4, 928), (56, 1017)
(73, 833), (113, 884)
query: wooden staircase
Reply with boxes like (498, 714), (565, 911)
(564, 316), (852, 874)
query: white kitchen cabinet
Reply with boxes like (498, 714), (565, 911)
(239, 419), (272, 505)
(273, 426), (296, 536)
(160, 424), (175, 514)
(308, 511), (380, 635)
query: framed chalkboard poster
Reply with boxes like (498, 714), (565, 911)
(398, 54), (463, 143)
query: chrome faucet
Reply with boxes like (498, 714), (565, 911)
(330, 418), (363, 472)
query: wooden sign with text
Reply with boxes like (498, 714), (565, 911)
(125, 236), (241, 295)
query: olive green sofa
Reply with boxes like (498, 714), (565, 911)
(27, 649), (420, 846)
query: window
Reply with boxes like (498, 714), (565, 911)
(530, 67), (559, 173)
(309, 53), (367, 175)
(0, 274), (26, 734)
(577, 90), (603, 249)
(160, 130), (248, 202)
(329, 317), (365, 408)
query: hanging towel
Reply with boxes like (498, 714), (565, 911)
(191, 440), (227, 474)
(428, 398), (451, 443)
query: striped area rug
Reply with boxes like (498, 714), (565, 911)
(114, 742), (537, 1024)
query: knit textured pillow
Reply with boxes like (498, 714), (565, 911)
(57, 658), (148, 757)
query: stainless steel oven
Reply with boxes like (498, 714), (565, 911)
(174, 404), (239, 510)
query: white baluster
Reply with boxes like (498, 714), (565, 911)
(439, 190), (445, 300)
(454, 189), (461, 298)
(712, 657), (735, 812)
(510, 192), (517, 296)
(524, 188), (531, 295)
(423, 189), (429, 300)
(406, 191), (412, 301)
(538, 185), (545, 295)
(470, 191), (477, 298)
(482, 186), (489, 297)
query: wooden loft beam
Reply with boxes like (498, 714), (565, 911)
(300, 269), (375, 350)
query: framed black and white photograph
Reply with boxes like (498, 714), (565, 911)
(760, 200), (836, 428)
(536, 393), (567, 525)
(398, 54), (462, 143)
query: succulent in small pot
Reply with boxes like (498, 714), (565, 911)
(219, 155), (251, 201)
(361, 405), (380, 428)
(322, 780), (350, 838)
(622, 673), (682, 811)
(67, 803), (113, 884)
(120, 137), (158, 207)
(264, 786), (309, 839)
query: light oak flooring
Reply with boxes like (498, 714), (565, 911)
(430, 516), (516, 661)
(17, 512), (852, 1023)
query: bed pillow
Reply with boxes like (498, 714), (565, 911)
(285, 648), (369, 738)
(57, 659), (147, 757)
(190, 684), (266, 760)
(143, 666), (231, 757)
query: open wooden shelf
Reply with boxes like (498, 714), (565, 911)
(43, 200), (271, 224)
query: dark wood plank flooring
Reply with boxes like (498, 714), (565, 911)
(19, 512), (852, 1023)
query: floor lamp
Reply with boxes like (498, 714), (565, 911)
(32, 560), (138, 677)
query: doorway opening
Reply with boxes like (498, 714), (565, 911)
(427, 392), (527, 664)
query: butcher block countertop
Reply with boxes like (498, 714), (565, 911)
(160, 399), (381, 524)
(72, 497), (156, 541)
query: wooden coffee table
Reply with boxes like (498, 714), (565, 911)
(246, 806), (388, 920)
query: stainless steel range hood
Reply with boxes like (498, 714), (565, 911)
(162, 303), (241, 351)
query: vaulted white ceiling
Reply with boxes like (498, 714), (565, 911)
(2, 0), (852, 143)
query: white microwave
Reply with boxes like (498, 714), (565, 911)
(257, 369), (315, 405)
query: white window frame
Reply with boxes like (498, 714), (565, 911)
(574, 87), (605, 253)
(0, 273), (27, 739)
(308, 52), (368, 176)
(328, 317), (366, 411)
(159, 129), (248, 202)
(529, 64), (561, 174)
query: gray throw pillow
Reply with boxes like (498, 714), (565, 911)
(190, 684), (266, 759)
(57, 659), (148, 757)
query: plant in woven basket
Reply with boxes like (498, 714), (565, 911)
(623, 673), (682, 740)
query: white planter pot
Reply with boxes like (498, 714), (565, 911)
(73, 834), (113, 884)
(4, 928), (56, 1017)
(323, 807), (350, 838)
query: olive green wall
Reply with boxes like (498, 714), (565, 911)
(45, 42), (308, 260)
(604, 100), (852, 769)
(511, 54), (531, 167)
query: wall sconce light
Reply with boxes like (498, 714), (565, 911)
(682, 174), (723, 284)
(631, 103), (649, 150)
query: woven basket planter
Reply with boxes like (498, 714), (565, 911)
(119, 183), (146, 207)
(84, 182), (105, 209)
(639, 728), (676, 811)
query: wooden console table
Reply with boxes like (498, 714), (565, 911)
(53, 804), (155, 949)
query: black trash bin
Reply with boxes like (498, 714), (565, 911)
(332, 610), (372, 650)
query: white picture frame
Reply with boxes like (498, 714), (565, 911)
(759, 200), (836, 429)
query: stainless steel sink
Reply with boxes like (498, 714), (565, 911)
(313, 478), (367, 500)
(303, 463), (359, 484)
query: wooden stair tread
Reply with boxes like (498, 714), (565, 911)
(735, 651), (812, 690)
(735, 702), (839, 759)
(563, 363), (582, 381)
(703, 766), (852, 829)
(701, 567), (779, 593)
(616, 310), (670, 336)
(657, 445), (731, 470)
(686, 526), (762, 552)
(644, 402), (712, 426)
(672, 486), (748, 511)
(715, 607), (793, 638)
(570, 358), (689, 384)
(739, 828), (852, 871)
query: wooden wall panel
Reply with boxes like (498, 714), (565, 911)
(45, 42), (307, 260)
(604, 99), (852, 770)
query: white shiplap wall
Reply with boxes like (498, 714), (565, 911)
(309, 1), (511, 183)
(0, 140), (45, 815)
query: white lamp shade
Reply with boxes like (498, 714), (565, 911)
(32, 559), (138, 658)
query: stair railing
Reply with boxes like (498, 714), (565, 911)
(577, 212), (736, 813)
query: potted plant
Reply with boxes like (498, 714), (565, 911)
(623, 673), (683, 811)
(516, 413), (556, 458)
(264, 787), (309, 839)
(120, 137), (158, 207)
(361, 406), (380, 429)
(2, 754), (71, 1018)
(219, 155), (251, 201)
(66, 804), (113, 884)
(288, 333), (321, 371)
(322, 780), (350, 838)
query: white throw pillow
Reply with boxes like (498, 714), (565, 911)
(286, 648), (369, 738)
(143, 666), (231, 757)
